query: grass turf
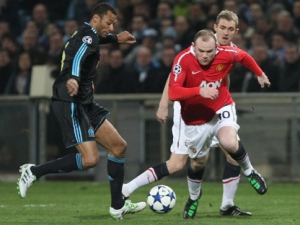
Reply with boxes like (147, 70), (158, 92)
(1, 179), (300, 225)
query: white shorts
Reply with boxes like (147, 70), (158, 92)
(170, 101), (221, 155)
(185, 104), (240, 158)
(170, 101), (187, 154)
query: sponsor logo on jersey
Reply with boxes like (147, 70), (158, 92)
(216, 64), (223, 71)
(173, 64), (182, 75)
(200, 79), (223, 89)
(192, 70), (201, 75)
(82, 36), (92, 44)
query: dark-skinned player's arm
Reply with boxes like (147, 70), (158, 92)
(99, 31), (136, 44)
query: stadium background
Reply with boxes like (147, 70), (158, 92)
(0, 0), (300, 182)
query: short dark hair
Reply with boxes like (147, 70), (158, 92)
(194, 29), (217, 44)
(91, 3), (117, 19)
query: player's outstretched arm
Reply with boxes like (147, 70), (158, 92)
(117, 31), (136, 44)
(156, 74), (170, 123)
(234, 47), (271, 89)
(257, 72), (271, 88)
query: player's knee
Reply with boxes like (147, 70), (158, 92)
(82, 151), (100, 168)
(219, 138), (238, 152)
(110, 139), (127, 157)
(218, 129), (239, 152)
(191, 156), (207, 170)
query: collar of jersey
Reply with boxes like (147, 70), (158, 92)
(84, 22), (97, 35)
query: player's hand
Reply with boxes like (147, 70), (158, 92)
(156, 105), (168, 123)
(200, 87), (219, 100)
(117, 31), (136, 44)
(257, 73), (271, 88)
(66, 78), (79, 96)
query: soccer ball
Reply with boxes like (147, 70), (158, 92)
(147, 185), (176, 213)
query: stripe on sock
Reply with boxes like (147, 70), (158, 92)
(148, 168), (158, 181)
(222, 175), (240, 184)
(187, 176), (202, 184)
(108, 155), (125, 163)
(76, 153), (83, 170)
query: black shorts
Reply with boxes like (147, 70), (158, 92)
(52, 101), (110, 148)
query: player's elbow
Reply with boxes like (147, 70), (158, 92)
(168, 88), (178, 101)
(169, 95), (177, 101)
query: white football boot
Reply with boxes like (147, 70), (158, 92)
(17, 164), (36, 198)
(109, 200), (146, 220)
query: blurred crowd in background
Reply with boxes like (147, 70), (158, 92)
(1, 0), (300, 95)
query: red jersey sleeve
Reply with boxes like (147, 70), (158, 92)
(234, 47), (263, 76)
(169, 86), (200, 101)
(168, 51), (200, 101)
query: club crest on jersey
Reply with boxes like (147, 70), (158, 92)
(88, 127), (95, 137)
(189, 147), (197, 154)
(216, 64), (224, 71)
(173, 64), (182, 75)
(82, 36), (92, 44)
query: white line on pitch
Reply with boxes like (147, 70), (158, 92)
(23, 204), (56, 208)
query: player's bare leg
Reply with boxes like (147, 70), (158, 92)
(166, 153), (189, 173)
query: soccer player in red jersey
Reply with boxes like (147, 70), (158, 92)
(168, 29), (269, 217)
(122, 10), (268, 219)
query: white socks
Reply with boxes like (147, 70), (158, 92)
(187, 177), (202, 201)
(122, 168), (157, 197)
(236, 154), (253, 176)
(220, 175), (240, 209)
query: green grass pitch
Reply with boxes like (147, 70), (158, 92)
(1, 179), (300, 225)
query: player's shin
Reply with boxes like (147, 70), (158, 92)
(221, 161), (241, 209)
(228, 141), (253, 176)
(187, 163), (205, 200)
(31, 153), (83, 179)
(107, 155), (125, 209)
(122, 163), (169, 197)
(183, 163), (205, 219)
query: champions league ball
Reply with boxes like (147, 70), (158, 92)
(147, 185), (176, 213)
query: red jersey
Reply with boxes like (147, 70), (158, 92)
(169, 45), (263, 125)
